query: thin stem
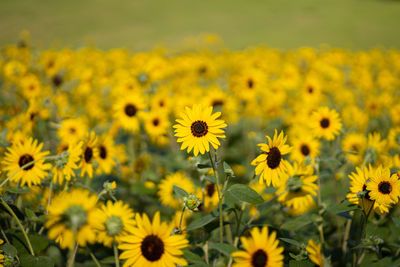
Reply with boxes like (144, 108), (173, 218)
(208, 151), (224, 244)
(90, 252), (102, 267)
(315, 163), (325, 247)
(113, 242), (120, 267)
(67, 243), (79, 267)
(178, 207), (186, 232)
(0, 155), (60, 188)
(1, 198), (35, 256)
(46, 180), (53, 214)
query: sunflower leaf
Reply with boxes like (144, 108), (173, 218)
(173, 185), (189, 199)
(281, 216), (312, 231)
(289, 260), (314, 267)
(184, 211), (219, 231)
(327, 200), (358, 214)
(280, 238), (302, 247)
(208, 242), (237, 257)
(2, 243), (18, 257)
(227, 184), (264, 205)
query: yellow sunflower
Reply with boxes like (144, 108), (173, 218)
(142, 110), (170, 145)
(118, 212), (189, 267)
(251, 130), (292, 187)
(341, 132), (367, 165)
(173, 104), (227, 156)
(290, 134), (320, 163)
(231, 226), (284, 267)
(57, 117), (88, 144)
(367, 166), (400, 206)
(113, 93), (146, 133)
(52, 141), (82, 184)
(310, 107), (342, 141)
(2, 138), (51, 187)
(158, 172), (196, 209)
(96, 134), (117, 174)
(79, 132), (99, 178)
(346, 165), (390, 214)
(45, 188), (97, 249)
(306, 239), (323, 266)
(92, 200), (136, 247)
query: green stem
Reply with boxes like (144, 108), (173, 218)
(1, 198), (34, 256)
(208, 151), (224, 244)
(67, 243), (79, 267)
(90, 252), (101, 267)
(178, 207), (186, 232)
(0, 155), (60, 188)
(113, 242), (120, 267)
(314, 162), (325, 247)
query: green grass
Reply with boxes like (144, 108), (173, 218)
(1, 0), (400, 50)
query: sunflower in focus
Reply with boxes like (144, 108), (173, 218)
(173, 104), (227, 156)
(306, 239), (323, 266)
(2, 138), (51, 187)
(79, 132), (99, 178)
(45, 189), (97, 249)
(113, 93), (146, 133)
(251, 130), (292, 187)
(310, 107), (342, 141)
(52, 141), (82, 184)
(367, 166), (400, 206)
(119, 212), (188, 267)
(231, 226), (284, 267)
(158, 172), (196, 209)
(346, 166), (390, 214)
(92, 200), (135, 247)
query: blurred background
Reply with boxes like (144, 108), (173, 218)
(1, 0), (400, 50)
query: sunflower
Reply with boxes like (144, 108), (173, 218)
(306, 239), (323, 266)
(52, 141), (82, 184)
(2, 138), (51, 187)
(113, 93), (146, 133)
(158, 172), (196, 209)
(367, 166), (400, 206)
(341, 132), (367, 165)
(79, 132), (99, 178)
(96, 134), (117, 174)
(45, 188), (97, 249)
(251, 130), (292, 187)
(290, 134), (320, 163)
(19, 73), (42, 99)
(57, 117), (88, 144)
(310, 107), (342, 141)
(142, 110), (170, 145)
(173, 104), (227, 156)
(118, 212), (189, 267)
(92, 200), (135, 247)
(346, 166), (390, 214)
(275, 163), (317, 216)
(231, 226), (284, 267)
(202, 182), (221, 213)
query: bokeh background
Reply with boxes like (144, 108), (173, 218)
(1, 0), (400, 50)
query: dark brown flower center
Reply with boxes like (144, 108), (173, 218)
(191, 120), (208, 137)
(159, 100), (164, 107)
(307, 86), (314, 93)
(52, 75), (63, 87)
(152, 118), (160, 126)
(84, 147), (93, 163)
(18, 154), (34, 170)
(378, 181), (392, 194)
(69, 127), (76, 134)
(212, 100), (224, 108)
(206, 183), (216, 197)
(300, 144), (310, 156)
(99, 145), (107, 159)
(141, 235), (164, 262)
(267, 147), (281, 169)
(198, 66), (207, 74)
(251, 249), (268, 267)
(247, 79), (254, 89)
(320, 118), (330, 128)
(124, 104), (137, 117)
(29, 112), (37, 121)
(362, 184), (372, 201)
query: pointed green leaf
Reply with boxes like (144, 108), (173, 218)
(228, 184), (264, 205)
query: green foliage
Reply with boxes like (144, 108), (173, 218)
(227, 184), (264, 205)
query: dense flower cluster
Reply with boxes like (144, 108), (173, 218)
(0, 36), (400, 266)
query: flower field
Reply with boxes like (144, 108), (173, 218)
(1, 36), (400, 267)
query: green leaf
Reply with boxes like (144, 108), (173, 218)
(182, 249), (205, 265)
(208, 242), (237, 257)
(25, 208), (37, 220)
(289, 260), (314, 267)
(13, 233), (49, 255)
(6, 187), (32, 194)
(327, 200), (358, 214)
(185, 211), (219, 231)
(393, 217), (400, 228)
(228, 184), (264, 205)
(223, 162), (234, 176)
(20, 255), (54, 267)
(280, 238), (302, 247)
(281, 216), (312, 231)
(2, 243), (18, 257)
(205, 175), (216, 184)
(173, 185), (189, 199)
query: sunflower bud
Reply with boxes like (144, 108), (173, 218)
(184, 194), (201, 211)
(55, 151), (70, 169)
(364, 147), (378, 165)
